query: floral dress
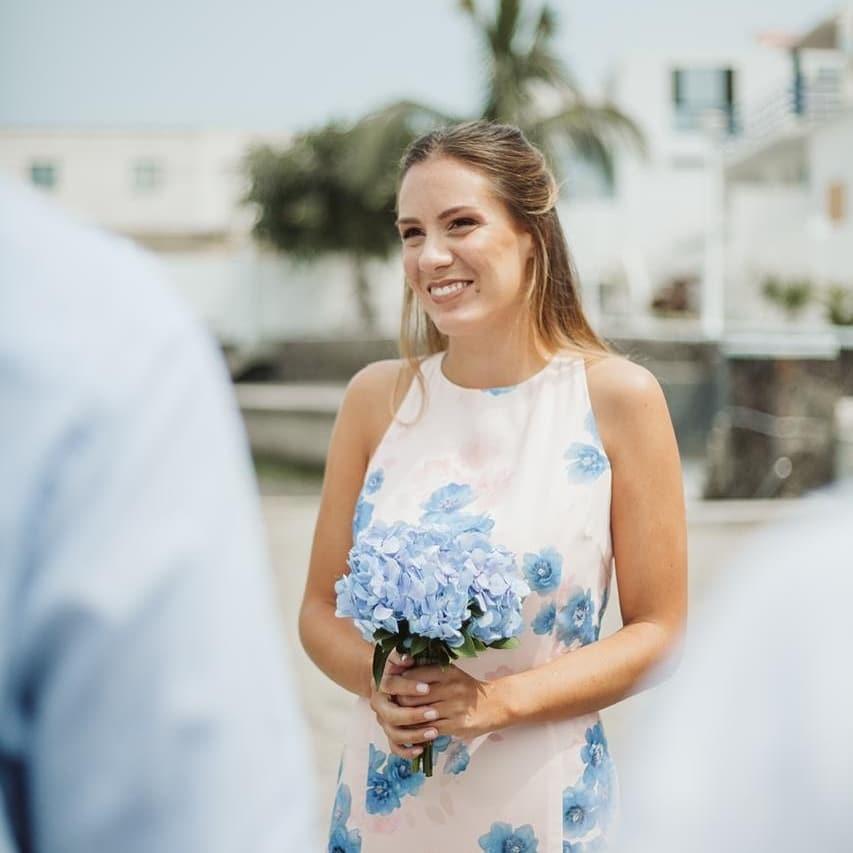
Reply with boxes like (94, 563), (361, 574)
(329, 350), (616, 852)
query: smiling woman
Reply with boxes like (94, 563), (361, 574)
(299, 121), (687, 852)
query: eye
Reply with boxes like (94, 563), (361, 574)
(400, 226), (423, 240)
(449, 217), (477, 230)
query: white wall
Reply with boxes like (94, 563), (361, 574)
(725, 184), (813, 323)
(0, 129), (281, 236)
(808, 111), (853, 285)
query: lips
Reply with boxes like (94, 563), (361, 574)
(427, 279), (474, 294)
(427, 280), (474, 304)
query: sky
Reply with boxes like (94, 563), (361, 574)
(0, 0), (839, 132)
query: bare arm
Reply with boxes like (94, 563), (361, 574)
(492, 357), (688, 725)
(298, 359), (416, 700)
(386, 356), (688, 736)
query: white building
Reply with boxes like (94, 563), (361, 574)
(0, 127), (407, 344)
(4, 6), (851, 347)
(718, 4), (853, 328)
(561, 7), (852, 337)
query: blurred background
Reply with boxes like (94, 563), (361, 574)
(4, 0), (852, 838)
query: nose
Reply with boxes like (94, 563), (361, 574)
(417, 232), (453, 276)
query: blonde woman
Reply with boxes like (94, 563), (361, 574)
(300, 121), (687, 852)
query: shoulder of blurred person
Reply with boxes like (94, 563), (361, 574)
(0, 178), (318, 852)
(615, 481), (853, 852)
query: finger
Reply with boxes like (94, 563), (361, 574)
(380, 673), (434, 697)
(388, 701), (443, 728)
(400, 665), (447, 684)
(387, 739), (425, 760)
(386, 650), (415, 669)
(395, 692), (435, 708)
(387, 723), (441, 748)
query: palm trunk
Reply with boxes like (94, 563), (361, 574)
(352, 253), (378, 334)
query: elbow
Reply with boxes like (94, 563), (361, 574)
(645, 618), (687, 687)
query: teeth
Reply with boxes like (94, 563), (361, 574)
(432, 281), (470, 297)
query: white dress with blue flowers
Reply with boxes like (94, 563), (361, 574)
(329, 350), (616, 853)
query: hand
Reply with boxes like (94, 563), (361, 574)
(381, 661), (507, 748)
(368, 650), (433, 761)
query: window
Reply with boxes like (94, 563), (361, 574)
(672, 68), (735, 133)
(827, 181), (845, 223)
(30, 161), (58, 190)
(132, 158), (164, 192)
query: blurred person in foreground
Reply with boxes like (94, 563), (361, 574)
(0, 178), (317, 852)
(616, 482), (853, 852)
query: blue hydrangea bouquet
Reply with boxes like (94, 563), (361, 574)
(335, 513), (530, 777)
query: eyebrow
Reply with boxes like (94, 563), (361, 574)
(395, 205), (478, 228)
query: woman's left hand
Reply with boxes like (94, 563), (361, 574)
(388, 662), (509, 741)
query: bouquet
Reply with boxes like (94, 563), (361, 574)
(335, 517), (530, 777)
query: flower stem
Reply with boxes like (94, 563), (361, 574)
(411, 649), (441, 778)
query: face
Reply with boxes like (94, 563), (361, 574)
(396, 156), (534, 337)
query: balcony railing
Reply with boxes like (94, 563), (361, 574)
(724, 71), (844, 154)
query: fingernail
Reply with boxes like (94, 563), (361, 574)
(423, 729), (437, 740)
(416, 682), (429, 694)
(400, 654), (409, 662)
(423, 709), (438, 721)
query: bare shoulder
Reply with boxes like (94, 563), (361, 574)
(584, 354), (673, 460)
(345, 357), (420, 458)
(585, 354), (664, 407)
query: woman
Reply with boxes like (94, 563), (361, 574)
(299, 121), (687, 851)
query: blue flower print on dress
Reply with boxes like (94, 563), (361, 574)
(581, 722), (612, 788)
(563, 784), (598, 837)
(331, 782), (351, 828)
(484, 385), (516, 396)
(563, 840), (606, 853)
(584, 410), (601, 445)
(385, 754), (425, 797)
(532, 601), (557, 635)
(420, 482), (495, 534)
(352, 496), (374, 541)
(523, 547), (563, 594)
(555, 588), (597, 648)
(328, 823), (362, 853)
(328, 783), (362, 853)
(365, 468), (385, 495)
(431, 735), (452, 754)
(365, 744), (401, 815)
(564, 442), (609, 483)
(443, 739), (471, 775)
(479, 821), (540, 852)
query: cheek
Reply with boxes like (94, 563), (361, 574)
(402, 249), (420, 284)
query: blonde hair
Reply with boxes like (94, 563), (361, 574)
(391, 120), (610, 416)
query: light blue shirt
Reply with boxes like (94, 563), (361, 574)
(0, 180), (317, 852)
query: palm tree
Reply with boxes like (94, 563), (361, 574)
(458, 0), (644, 182)
(245, 102), (448, 332)
(246, 1), (642, 333)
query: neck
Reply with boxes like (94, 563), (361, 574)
(440, 319), (550, 389)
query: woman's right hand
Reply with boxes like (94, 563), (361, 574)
(368, 650), (439, 760)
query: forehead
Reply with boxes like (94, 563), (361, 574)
(397, 156), (502, 217)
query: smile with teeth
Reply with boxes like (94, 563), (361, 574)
(429, 280), (473, 298)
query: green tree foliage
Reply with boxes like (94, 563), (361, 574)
(246, 1), (644, 331)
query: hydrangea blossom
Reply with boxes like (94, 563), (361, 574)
(336, 518), (528, 650)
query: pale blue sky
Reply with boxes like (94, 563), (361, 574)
(0, 0), (837, 131)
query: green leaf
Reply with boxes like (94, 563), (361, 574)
(456, 633), (479, 658)
(490, 637), (520, 650)
(409, 636), (430, 656)
(372, 643), (393, 689)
